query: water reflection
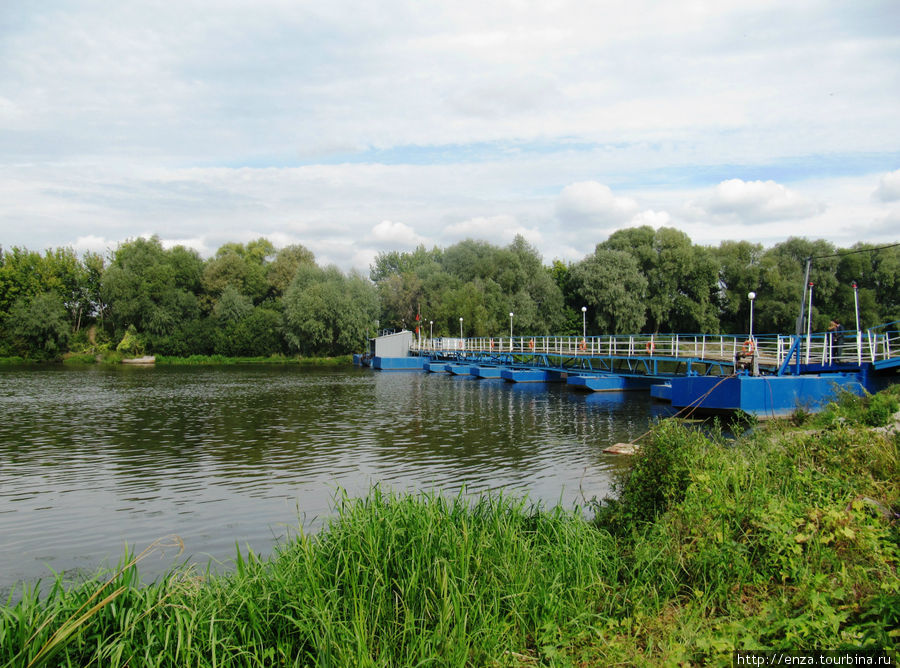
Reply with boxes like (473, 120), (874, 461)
(0, 365), (666, 591)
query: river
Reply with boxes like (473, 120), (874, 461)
(0, 364), (672, 592)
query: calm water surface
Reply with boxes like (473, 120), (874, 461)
(0, 365), (671, 591)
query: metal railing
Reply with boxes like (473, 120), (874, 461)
(409, 324), (900, 368)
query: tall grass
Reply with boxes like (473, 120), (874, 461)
(1, 492), (620, 666)
(2, 387), (898, 666)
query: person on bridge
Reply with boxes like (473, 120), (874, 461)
(828, 320), (844, 362)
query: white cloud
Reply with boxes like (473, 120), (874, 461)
(555, 182), (639, 230)
(441, 215), (544, 249)
(159, 236), (211, 255)
(0, 2), (897, 267)
(69, 235), (114, 256)
(368, 220), (426, 248)
(351, 248), (379, 274)
(874, 169), (900, 202)
(694, 179), (825, 223)
(630, 210), (672, 228)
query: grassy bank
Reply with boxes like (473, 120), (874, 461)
(154, 354), (353, 366)
(1, 354), (354, 367)
(1, 388), (897, 666)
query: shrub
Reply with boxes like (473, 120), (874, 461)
(115, 325), (145, 356)
(595, 419), (708, 532)
(864, 392), (899, 427)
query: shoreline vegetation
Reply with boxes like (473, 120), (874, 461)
(1, 388), (898, 666)
(2, 234), (898, 365)
(1, 353), (354, 366)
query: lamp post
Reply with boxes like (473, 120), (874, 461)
(806, 282), (814, 364)
(459, 317), (463, 339)
(509, 312), (514, 351)
(747, 292), (756, 342)
(581, 306), (587, 339)
(429, 320), (433, 347)
(852, 281), (861, 364)
(746, 292), (757, 375)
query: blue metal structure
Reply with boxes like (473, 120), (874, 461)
(361, 323), (899, 416)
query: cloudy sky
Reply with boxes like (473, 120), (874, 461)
(1, 0), (899, 270)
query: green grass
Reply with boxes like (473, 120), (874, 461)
(61, 353), (96, 365)
(0, 356), (28, 365)
(2, 387), (898, 666)
(154, 354), (353, 366)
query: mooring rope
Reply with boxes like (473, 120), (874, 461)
(626, 372), (738, 446)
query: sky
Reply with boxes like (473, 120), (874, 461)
(1, 0), (899, 271)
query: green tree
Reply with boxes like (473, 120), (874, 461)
(0, 247), (47, 315)
(81, 251), (107, 328)
(755, 238), (838, 334)
(283, 268), (378, 355)
(213, 286), (254, 325)
(267, 244), (316, 297)
(601, 227), (719, 333)
(550, 259), (582, 335)
(713, 240), (764, 334)
(201, 238), (274, 307)
(101, 237), (200, 344)
(569, 249), (647, 334)
(869, 244), (900, 325)
(370, 245), (442, 283)
(377, 272), (425, 331)
(9, 292), (70, 358)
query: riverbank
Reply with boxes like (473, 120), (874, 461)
(1, 353), (354, 366)
(154, 354), (353, 366)
(1, 387), (897, 666)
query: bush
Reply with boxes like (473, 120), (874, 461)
(816, 388), (900, 429)
(864, 392), (899, 427)
(115, 325), (145, 356)
(595, 419), (708, 532)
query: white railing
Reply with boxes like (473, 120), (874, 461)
(408, 326), (900, 367)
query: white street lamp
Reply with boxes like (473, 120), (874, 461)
(581, 306), (587, 339)
(852, 282), (861, 364)
(806, 282), (814, 364)
(747, 292), (756, 342)
(459, 317), (463, 339)
(429, 320), (433, 347)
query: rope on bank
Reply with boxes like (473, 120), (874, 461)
(606, 373), (739, 454)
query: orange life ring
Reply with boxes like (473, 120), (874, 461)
(645, 340), (655, 354)
(580, 338), (586, 351)
(742, 339), (756, 354)
(529, 338), (535, 350)
(489, 338), (494, 350)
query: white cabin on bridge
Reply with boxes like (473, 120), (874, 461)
(369, 330), (414, 359)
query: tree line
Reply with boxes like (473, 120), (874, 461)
(0, 229), (897, 360)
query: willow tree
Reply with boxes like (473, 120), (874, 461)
(568, 249), (647, 334)
(282, 266), (379, 355)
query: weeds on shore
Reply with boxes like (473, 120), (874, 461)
(1, 387), (897, 666)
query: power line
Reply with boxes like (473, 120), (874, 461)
(811, 241), (900, 261)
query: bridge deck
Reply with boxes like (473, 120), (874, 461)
(410, 327), (899, 377)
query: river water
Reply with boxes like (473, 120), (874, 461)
(0, 364), (672, 592)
